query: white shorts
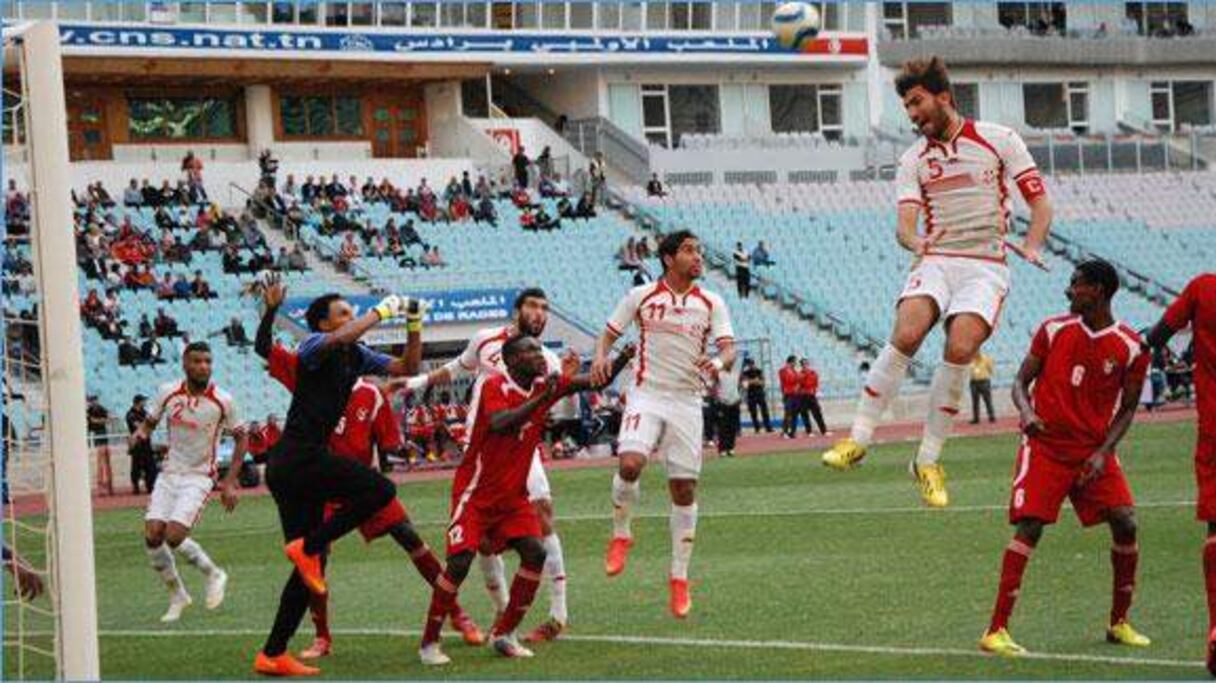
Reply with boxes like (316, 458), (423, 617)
(145, 472), (213, 528)
(526, 450), (551, 503)
(899, 255), (1010, 329)
(617, 390), (703, 480)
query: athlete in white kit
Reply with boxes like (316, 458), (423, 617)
(592, 230), (736, 619)
(821, 56), (1053, 508)
(407, 287), (572, 642)
(135, 341), (248, 622)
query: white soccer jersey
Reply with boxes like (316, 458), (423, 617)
(148, 380), (243, 477)
(455, 324), (562, 383)
(606, 279), (734, 396)
(896, 119), (1045, 262)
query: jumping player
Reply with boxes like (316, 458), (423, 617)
(820, 56), (1054, 508)
(592, 229), (736, 619)
(252, 287), (423, 677)
(406, 288), (572, 642)
(417, 336), (635, 665)
(135, 341), (246, 623)
(1144, 272), (1216, 673)
(980, 260), (1150, 656)
(253, 279), (483, 660)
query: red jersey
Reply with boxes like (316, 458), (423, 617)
(266, 344), (402, 466)
(1028, 315), (1149, 463)
(1162, 273), (1216, 438)
(799, 368), (820, 396)
(778, 366), (800, 396)
(409, 405), (435, 439)
(454, 372), (569, 508)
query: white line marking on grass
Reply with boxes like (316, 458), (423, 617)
(73, 628), (1203, 670)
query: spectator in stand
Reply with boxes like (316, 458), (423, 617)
(714, 361), (743, 457)
(646, 173), (667, 198)
(125, 394), (158, 495)
(88, 181), (115, 207)
(408, 395), (437, 464)
(140, 333), (165, 366)
(460, 170), (474, 198)
(589, 152), (607, 205)
(154, 308), (180, 338)
(741, 357), (773, 433)
(449, 192), (471, 222)
(474, 174), (492, 201)
(423, 245), (446, 269)
(752, 240), (775, 267)
(520, 205), (537, 231)
(324, 173), (346, 201)
(535, 205), (560, 231)
(103, 289), (121, 318)
(443, 177), (461, 203)
(137, 313), (153, 338)
(575, 191), (597, 219)
(797, 359), (829, 436)
(969, 351), (996, 424)
(281, 174), (298, 198)
(418, 188), (439, 222)
(128, 263), (156, 290)
(733, 241), (752, 299)
(510, 184), (537, 209)
(287, 243), (307, 271)
(778, 355), (805, 438)
(263, 414), (282, 449)
(191, 270), (215, 299)
(338, 232), (361, 272)
(512, 145), (530, 188)
(181, 150), (206, 201)
(473, 195), (498, 226)
(86, 395), (114, 496)
(171, 274), (192, 300)
(537, 146), (554, 179)
(140, 178), (159, 207)
(81, 288), (104, 321)
(216, 317), (251, 348)
(123, 179), (143, 207)
(618, 238), (641, 273)
(222, 244), (243, 274)
(300, 175), (319, 203)
(118, 335), (140, 366)
(156, 273), (176, 300)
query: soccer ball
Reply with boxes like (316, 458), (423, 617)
(771, 2), (822, 51)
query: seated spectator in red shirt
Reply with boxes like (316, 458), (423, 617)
(520, 206), (537, 231)
(418, 193), (438, 222)
(449, 194), (471, 221)
(81, 289), (104, 320)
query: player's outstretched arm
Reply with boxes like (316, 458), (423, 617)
(489, 376), (561, 434)
(312, 295), (414, 355)
(255, 275), (286, 360)
(1011, 353), (1045, 437)
(385, 300), (425, 376)
(591, 328), (622, 386)
(1020, 194), (1053, 265)
(566, 344), (636, 394)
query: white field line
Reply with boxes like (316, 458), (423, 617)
(8, 627), (1201, 670)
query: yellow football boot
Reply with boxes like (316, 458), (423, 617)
(821, 438), (867, 470)
(979, 628), (1027, 657)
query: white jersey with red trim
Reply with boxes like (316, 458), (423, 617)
(606, 279), (734, 397)
(896, 119), (1044, 262)
(148, 380), (242, 477)
(456, 324), (562, 384)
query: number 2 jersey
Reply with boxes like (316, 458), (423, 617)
(148, 380), (242, 478)
(1027, 314), (1149, 463)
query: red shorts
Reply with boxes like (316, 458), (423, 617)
(1009, 440), (1134, 527)
(1195, 435), (1216, 521)
(323, 498), (407, 543)
(446, 496), (541, 556)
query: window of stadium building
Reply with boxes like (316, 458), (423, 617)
(769, 84), (843, 141)
(883, 2), (951, 39)
(1125, 2), (1190, 36)
(1152, 81), (1214, 132)
(669, 85), (721, 148)
(1023, 82), (1088, 134)
(279, 95), (365, 138)
(127, 97), (239, 141)
(997, 2), (1066, 34)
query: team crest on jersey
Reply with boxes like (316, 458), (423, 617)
(356, 407), (369, 421)
(1103, 358), (1117, 375)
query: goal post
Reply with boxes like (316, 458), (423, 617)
(7, 20), (101, 680)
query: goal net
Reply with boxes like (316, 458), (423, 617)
(3, 21), (100, 680)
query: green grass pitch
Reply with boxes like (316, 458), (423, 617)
(5, 419), (1211, 679)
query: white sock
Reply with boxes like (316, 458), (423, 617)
(916, 361), (970, 465)
(175, 538), (218, 577)
(478, 552), (509, 612)
(851, 343), (913, 446)
(611, 473), (640, 540)
(542, 533), (568, 624)
(146, 543), (187, 599)
(669, 503), (698, 581)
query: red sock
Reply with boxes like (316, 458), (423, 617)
(1203, 536), (1216, 632)
(490, 563), (543, 637)
(309, 592), (330, 640)
(422, 573), (459, 646)
(410, 544), (443, 585)
(988, 533), (1036, 633)
(1110, 542), (1139, 625)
